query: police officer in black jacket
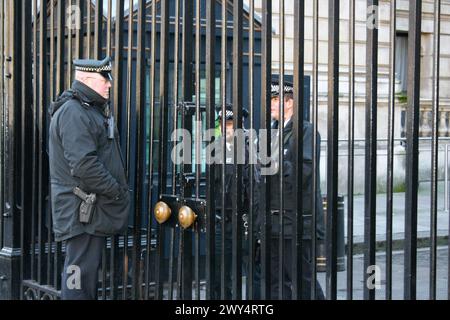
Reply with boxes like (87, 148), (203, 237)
(213, 104), (260, 299)
(266, 77), (325, 300)
(49, 57), (130, 300)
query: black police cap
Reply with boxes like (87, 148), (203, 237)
(217, 103), (249, 121)
(271, 80), (294, 97)
(73, 56), (113, 81)
(271, 74), (294, 97)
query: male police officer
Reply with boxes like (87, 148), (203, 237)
(49, 57), (130, 300)
(213, 104), (260, 299)
(267, 77), (325, 299)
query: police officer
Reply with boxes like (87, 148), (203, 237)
(49, 57), (130, 300)
(213, 104), (259, 299)
(266, 77), (325, 300)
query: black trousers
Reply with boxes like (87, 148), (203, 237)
(253, 238), (325, 300)
(213, 219), (233, 299)
(269, 238), (325, 300)
(213, 214), (250, 300)
(61, 233), (105, 300)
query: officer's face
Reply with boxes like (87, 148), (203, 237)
(85, 74), (112, 99)
(271, 96), (294, 122)
(271, 96), (281, 121)
(219, 120), (235, 142)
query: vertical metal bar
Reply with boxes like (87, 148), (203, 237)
(156, 0), (170, 300)
(74, 0), (85, 60)
(101, 244), (107, 300)
(232, 0), (243, 300)
(0, 0), (5, 254)
(205, 0), (216, 301)
(172, 0), (181, 197)
(167, 228), (175, 300)
(54, 0), (66, 291)
(220, 0), (227, 300)
(56, 0), (65, 112)
(195, 0), (201, 202)
(111, 0), (124, 300)
(176, 228), (183, 300)
(446, 145), (450, 213)
(446, 145), (449, 213)
(37, 0), (48, 286)
(386, 0), (396, 301)
(364, 0), (378, 301)
(312, 0), (319, 300)
(347, 0), (355, 301)
(86, 0), (91, 58)
(404, 0), (422, 300)
(104, 0), (112, 301)
(429, 0), (441, 301)
(123, 0), (134, 300)
(67, 0), (73, 86)
(448, 146), (450, 299)
(278, 0), (285, 301)
(195, 229), (200, 300)
(94, 0), (103, 60)
(444, 149), (450, 300)
(131, 0), (146, 300)
(159, 0), (169, 197)
(31, 0), (38, 283)
(46, 5), (54, 289)
(112, 0), (124, 159)
(106, 0), (112, 56)
(292, 0), (304, 301)
(260, 0), (272, 300)
(50, 1), (54, 102)
(326, 0), (339, 300)
(247, 0), (255, 300)
(177, 0), (194, 301)
(178, 124), (193, 300)
(167, 0), (181, 300)
(194, 0), (201, 301)
(20, 0), (33, 299)
(145, 0), (156, 301)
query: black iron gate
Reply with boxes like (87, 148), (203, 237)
(0, 0), (449, 300)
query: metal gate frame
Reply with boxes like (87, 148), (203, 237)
(0, 0), (448, 300)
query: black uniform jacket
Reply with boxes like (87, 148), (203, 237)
(49, 80), (130, 241)
(268, 120), (325, 240)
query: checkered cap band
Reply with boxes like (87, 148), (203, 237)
(271, 83), (294, 95)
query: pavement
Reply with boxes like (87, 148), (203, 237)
(316, 246), (449, 300)
(313, 181), (449, 299)
(345, 181), (449, 244)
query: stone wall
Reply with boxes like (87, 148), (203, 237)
(251, 0), (450, 193)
